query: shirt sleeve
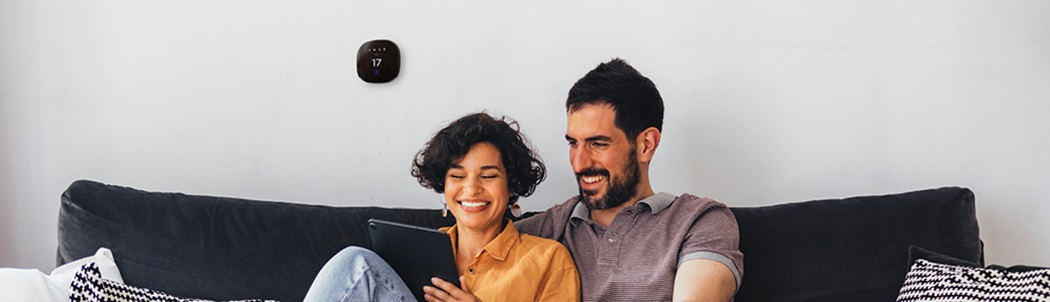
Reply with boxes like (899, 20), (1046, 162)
(678, 200), (744, 290)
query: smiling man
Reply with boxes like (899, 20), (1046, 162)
(516, 58), (743, 302)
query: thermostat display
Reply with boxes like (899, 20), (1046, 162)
(357, 40), (400, 83)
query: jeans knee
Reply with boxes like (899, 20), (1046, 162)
(327, 246), (381, 271)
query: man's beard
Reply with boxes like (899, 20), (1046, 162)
(577, 149), (641, 210)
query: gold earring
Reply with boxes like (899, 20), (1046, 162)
(442, 202), (448, 218)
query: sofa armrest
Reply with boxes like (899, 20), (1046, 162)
(57, 180), (456, 301)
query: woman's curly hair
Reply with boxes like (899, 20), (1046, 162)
(411, 112), (546, 205)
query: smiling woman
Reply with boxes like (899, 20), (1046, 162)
(440, 142), (510, 238)
(303, 112), (580, 302)
(411, 113), (546, 207)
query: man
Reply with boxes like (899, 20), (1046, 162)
(516, 58), (743, 302)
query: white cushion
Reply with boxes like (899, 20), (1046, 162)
(0, 247), (122, 302)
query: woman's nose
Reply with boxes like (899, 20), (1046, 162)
(463, 176), (482, 195)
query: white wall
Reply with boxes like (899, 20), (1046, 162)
(2, 1), (1048, 271)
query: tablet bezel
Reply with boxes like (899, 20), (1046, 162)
(367, 218), (461, 300)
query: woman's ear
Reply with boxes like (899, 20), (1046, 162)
(636, 127), (661, 164)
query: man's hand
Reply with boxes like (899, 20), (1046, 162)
(673, 259), (737, 302)
(423, 276), (482, 302)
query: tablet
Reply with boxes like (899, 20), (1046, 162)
(367, 218), (460, 301)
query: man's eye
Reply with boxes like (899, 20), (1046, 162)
(592, 142), (609, 148)
(567, 141), (578, 147)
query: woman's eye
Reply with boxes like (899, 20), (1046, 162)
(449, 174), (465, 179)
(481, 175), (499, 179)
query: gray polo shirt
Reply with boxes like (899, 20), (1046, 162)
(517, 192), (743, 302)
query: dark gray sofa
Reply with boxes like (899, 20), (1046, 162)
(57, 180), (982, 301)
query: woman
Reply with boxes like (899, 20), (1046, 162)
(304, 112), (580, 302)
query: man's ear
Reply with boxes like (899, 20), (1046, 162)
(636, 127), (661, 164)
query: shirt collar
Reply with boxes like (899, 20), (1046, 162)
(443, 219), (520, 262)
(569, 192), (676, 226)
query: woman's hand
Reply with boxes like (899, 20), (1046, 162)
(423, 276), (481, 302)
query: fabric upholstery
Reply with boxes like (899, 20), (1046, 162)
(58, 180), (982, 301)
(57, 180), (455, 302)
(730, 187), (982, 302)
(896, 259), (1050, 301)
(69, 262), (276, 302)
(897, 245), (1050, 301)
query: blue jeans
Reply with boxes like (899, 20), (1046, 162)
(303, 246), (417, 302)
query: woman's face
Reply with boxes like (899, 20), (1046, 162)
(444, 142), (509, 233)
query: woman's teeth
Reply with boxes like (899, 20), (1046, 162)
(460, 201), (488, 207)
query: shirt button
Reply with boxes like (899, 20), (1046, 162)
(608, 238), (615, 243)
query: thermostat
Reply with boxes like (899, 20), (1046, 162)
(357, 40), (400, 83)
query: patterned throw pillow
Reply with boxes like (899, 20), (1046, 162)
(897, 259), (1050, 302)
(69, 263), (277, 302)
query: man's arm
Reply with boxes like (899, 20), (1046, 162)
(514, 198), (575, 239)
(672, 258), (737, 302)
(513, 210), (552, 238)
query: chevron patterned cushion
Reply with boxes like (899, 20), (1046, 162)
(69, 262), (276, 302)
(897, 259), (1050, 302)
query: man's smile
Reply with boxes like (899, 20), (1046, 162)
(581, 175), (606, 184)
(577, 169), (611, 194)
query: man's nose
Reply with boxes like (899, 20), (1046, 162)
(571, 148), (593, 172)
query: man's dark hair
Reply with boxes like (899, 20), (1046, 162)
(411, 112), (546, 205)
(566, 58), (665, 140)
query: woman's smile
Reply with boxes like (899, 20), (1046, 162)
(457, 199), (492, 213)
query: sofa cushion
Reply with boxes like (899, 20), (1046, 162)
(730, 187), (982, 302)
(897, 245), (1050, 301)
(69, 262), (276, 302)
(896, 259), (1050, 301)
(907, 245), (983, 268)
(57, 180), (456, 302)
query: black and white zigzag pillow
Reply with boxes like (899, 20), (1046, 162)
(69, 262), (277, 302)
(897, 259), (1050, 302)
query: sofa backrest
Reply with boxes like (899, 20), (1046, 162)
(58, 180), (456, 302)
(58, 180), (982, 301)
(730, 187), (982, 302)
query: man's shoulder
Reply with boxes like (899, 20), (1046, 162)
(521, 196), (579, 220)
(658, 193), (738, 229)
(548, 196), (581, 212)
(670, 193), (730, 212)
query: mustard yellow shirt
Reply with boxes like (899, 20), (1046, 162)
(441, 220), (581, 302)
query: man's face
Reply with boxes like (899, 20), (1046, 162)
(565, 103), (641, 210)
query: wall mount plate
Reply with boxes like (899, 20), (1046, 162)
(357, 40), (400, 83)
